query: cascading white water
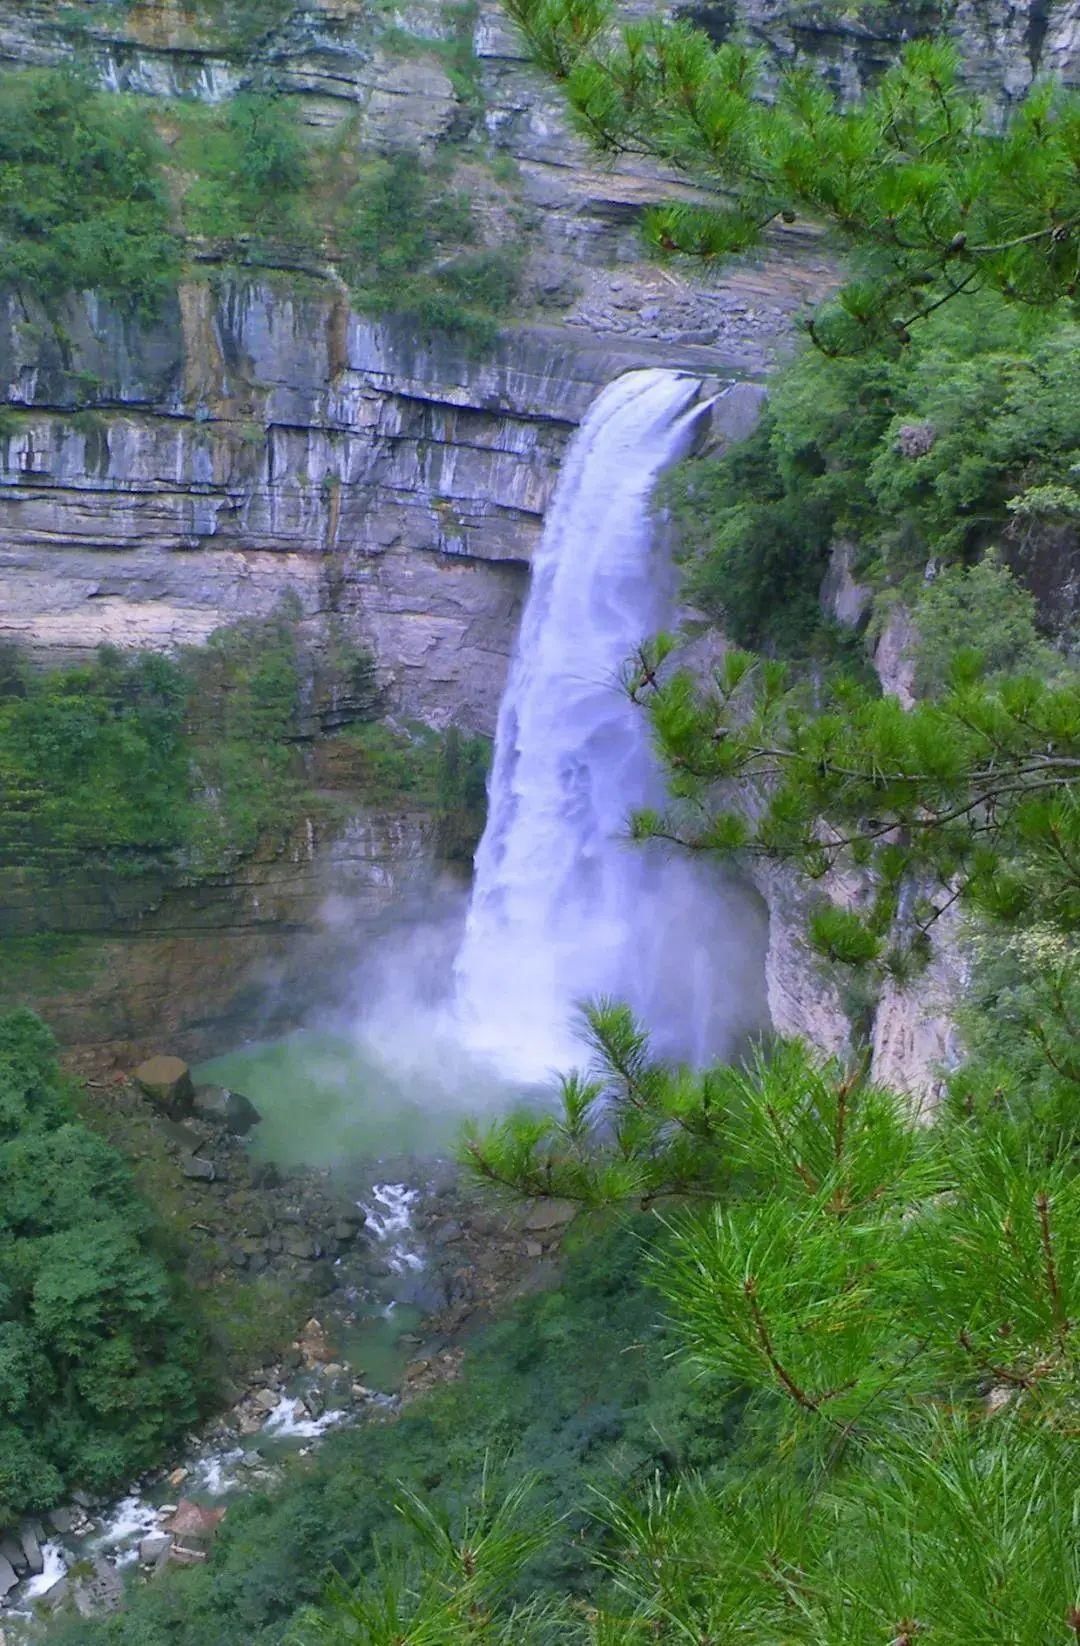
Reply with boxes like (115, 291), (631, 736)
(453, 368), (765, 1083)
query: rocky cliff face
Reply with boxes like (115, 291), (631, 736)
(0, 294), (800, 734)
(2, 801), (448, 1073)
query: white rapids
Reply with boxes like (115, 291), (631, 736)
(453, 368), (764, 1082)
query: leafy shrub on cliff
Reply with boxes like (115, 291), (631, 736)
(0, 648), (192, 870)
(911, 556), (1053, 696)
(0, 69), (178, 315)
(180, 611), (307, 871)
(0, 1010), (207, 1528)
(178, 94), (312, 249)
(668, 301), (1080, 650)
(341, 149), (521, 343)
(0, 616), (310, 880)
(337, 721), (490, 860)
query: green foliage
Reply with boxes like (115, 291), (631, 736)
(51, 1219), (746, 1646)
(88, 0), (293, 53)
(0, 631), (302, 880)
(0, 646), (192, 872)
(501, 3), (1080, 351)
(180, 612), (306, 872)
(177, 94), (311, 248)
(0, 69), (178, 315)
(0, 617), (483, 914)
(912, 555), (1052, 696)
(808, 902), (881, 966)
(340, 721), (490, 860)
(432, 725), (491, 861)
(191, 0), (294, 53)
(667, 303), (1080, 648)
(341, 149), (521, 343)
(624, 641), (1080, 990)
(301, 1474), (562, 1646)
(0, 1011), (207, 1528)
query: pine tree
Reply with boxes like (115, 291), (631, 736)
(499, 1), (1080, 351)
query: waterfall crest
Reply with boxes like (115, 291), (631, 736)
(453, 368), (765, 1083)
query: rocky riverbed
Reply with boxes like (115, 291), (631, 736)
(0, 1053), (571, 1636)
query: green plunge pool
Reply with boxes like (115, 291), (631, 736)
(196, 1029), (457, 1168)
(195, 1023), (537, 1171)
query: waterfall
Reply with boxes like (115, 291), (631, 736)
(453, 368), (764, 1083)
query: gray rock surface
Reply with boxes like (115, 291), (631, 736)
(192, 1084), (262, 1135)
(181, 1156), (217, 1182)
(19, 1524), (43, 1578)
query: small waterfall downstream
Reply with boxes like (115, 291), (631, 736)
(454, 368), (765, 1082)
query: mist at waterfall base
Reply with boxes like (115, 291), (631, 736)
(203, 370), (768, 1166)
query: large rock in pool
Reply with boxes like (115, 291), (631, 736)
(192, 1083), (261, 1135)
(133, 1055), (195, 1117)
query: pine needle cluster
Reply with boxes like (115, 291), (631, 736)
(500, 0), (1080, 350)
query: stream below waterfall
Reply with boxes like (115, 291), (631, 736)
(4, 1161), (431, 1632)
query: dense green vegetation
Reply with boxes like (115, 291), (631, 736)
(176, 94), (311, 250)
(0, 1010), (208, 1528)
(0, 69), (178, 315)
(0, 24), (522, 339)
(665, 300), (1080, 650)
(0, 624), (301, 880)
(339, 148), (522, 343)
(0, 616), (487, 889)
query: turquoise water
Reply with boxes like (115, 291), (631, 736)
(197, 1028), (469, 1168)
(340, 1303), (425, 1388)
(195, 1023), (543, 1170)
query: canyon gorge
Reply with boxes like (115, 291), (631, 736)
(2, 0), (1077, 1074)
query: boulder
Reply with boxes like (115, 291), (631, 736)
(0, 1537), (25, 1579)
(163, 1500), (226, 1543)
(48, 1507), (74, 1535)
(139, 1534), (173, 1567)
(20, 1524), (43, 1577)
(283, 1233), (320, 1260)
(298, 1317), (334, 1366)
(521, 1199), (578, 1234)
(251, 1388), (281, 1413)
(161, 1119), (203, 1155)
(181, 1156), (215, 1182)
(134, 1055), (195, 1117)
(192, 1084), (261, 1136)
(73, 1558), (123, 1617)
(0, 1554), (18, 1599)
